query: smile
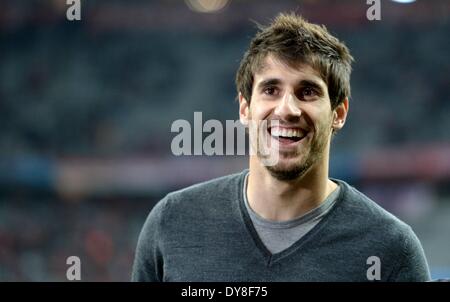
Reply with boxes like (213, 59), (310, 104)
(268, 126), (308, 145)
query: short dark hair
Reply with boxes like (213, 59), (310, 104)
(235, 12), (354, 109)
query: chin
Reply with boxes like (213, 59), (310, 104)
(265, 159), (312, 181)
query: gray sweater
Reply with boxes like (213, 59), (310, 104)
(132, 170), (430, 282)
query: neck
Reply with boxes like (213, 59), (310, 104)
(246, 153), (337, 222)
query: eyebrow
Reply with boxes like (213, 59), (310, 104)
(256, 78), (325, 94)
(256, 78), (282, 90)
(300, 79), (324, 94)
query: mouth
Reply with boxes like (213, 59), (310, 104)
(268, 126), (308, 145)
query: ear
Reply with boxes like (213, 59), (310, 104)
(239, 92), (250, 126)
(332, 98), (349, 131)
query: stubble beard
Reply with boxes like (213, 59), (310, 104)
(263, 121), (332, 181)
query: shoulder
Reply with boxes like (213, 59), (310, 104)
(335, 179), (411, 230)
(166, 170), (245, 205)
(148, 170), (246, 222)
(333, 179), (422, 250)
(332, 179), (430, 280)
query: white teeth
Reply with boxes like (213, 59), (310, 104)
(271, 127), (304, 138)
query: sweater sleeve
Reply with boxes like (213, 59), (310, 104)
(389, 226), (431, 282)
(131, 197), (168, 282)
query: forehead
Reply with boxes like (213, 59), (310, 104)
(254, 54), (326, 89)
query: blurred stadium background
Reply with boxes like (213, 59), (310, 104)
(0, 0), (449, 281)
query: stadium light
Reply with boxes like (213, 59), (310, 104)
(391, 0), (416, 3)
(185, 0), (229, 13)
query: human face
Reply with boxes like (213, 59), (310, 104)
(239, 54), (347, 181)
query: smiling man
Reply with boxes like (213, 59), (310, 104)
(132, 13), (430, 282)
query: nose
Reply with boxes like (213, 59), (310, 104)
(273, 92), (301, 119)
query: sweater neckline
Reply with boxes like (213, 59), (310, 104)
(236, 169), (347, 265)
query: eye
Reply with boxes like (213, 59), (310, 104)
(300, 87), (318, 99)
(263, 86), (278, 96)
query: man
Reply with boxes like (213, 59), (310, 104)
(132, 13), (430, 282)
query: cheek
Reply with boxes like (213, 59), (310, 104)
(249, 101), (275, 120)
(304, 106), (333, 130)
(315, 111), (334, 132)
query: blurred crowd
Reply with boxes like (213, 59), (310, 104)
(0, 196), (153, 281)
(0, 0), (449, 281)
(1, 22), (449, 157)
